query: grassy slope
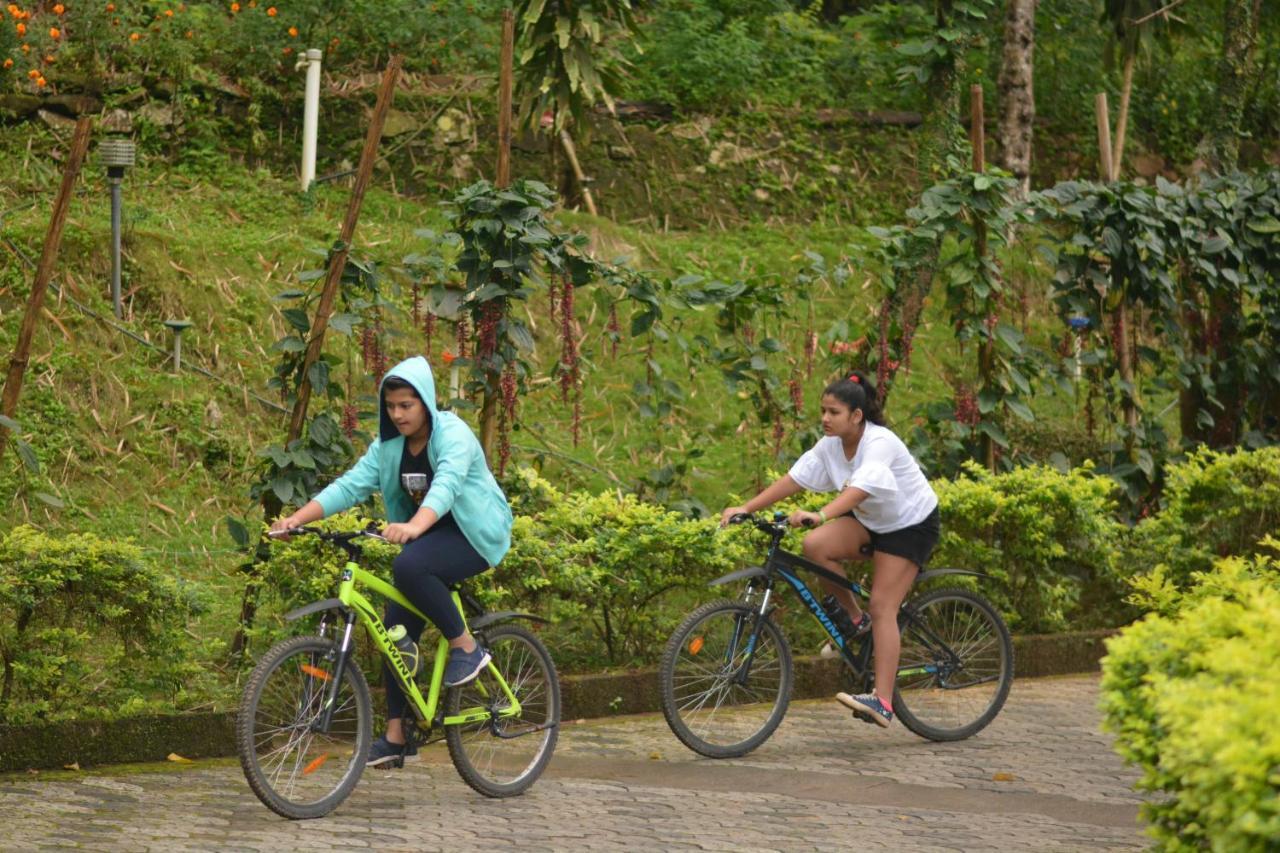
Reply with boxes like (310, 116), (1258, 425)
(0, 115), (1113, 659)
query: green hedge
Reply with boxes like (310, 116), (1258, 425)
(1100, 549), (1280, 851)
(932, 461), (1128, 633)
(1125, 446), (1280, 588)
(494, 468), (753, 669)
(0, 526), (214, 726)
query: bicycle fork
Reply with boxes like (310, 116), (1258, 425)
(728, 586), (772, 685)
(310, 612), (356, 734)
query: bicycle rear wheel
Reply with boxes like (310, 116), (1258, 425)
(893, 587), (1014, 742)
(237, 635), (372, 819)
(659, 599), (793, 759)
(445, 624), (559, 798)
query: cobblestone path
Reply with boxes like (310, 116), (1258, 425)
(0, 675), (1146, 851)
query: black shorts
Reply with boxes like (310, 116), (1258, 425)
(847, 505), (940, 570)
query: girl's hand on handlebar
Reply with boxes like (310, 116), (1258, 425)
(269, 515), (302, 539)
(720, 505), (750, 528)
(382, 522), (423, 544)
(788, 510), (822, 529)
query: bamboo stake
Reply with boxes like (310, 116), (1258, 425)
(479, 12), (517, 464)
(286, 55), (402, 443)
(1, 117), (92, 464)
(560, 130), (599, 216)
(1095, 92), (1114, 182)
(971, 86), (996, 473)
(1113, 53), (1135, 181)
(1095, 91), (1138, 435)
(496, 9), (513, 189)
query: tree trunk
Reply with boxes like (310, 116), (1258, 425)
(1198, 0), (1264, 173)
(996, 0), (1036, 197)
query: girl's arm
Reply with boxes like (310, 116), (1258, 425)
(788, 485), (870, 528)
(384, 506), (439, 544)
(721, 474), (805, 526)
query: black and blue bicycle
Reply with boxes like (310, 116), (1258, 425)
(658, 512), (1013, 758)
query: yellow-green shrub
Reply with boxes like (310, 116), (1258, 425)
(496, 468), (754, 669)
(932, 461), (1128, 632)
(0, 525), (212, 725)
(1125, 446), (1280, 589)
(1100, 551), (1280, 851)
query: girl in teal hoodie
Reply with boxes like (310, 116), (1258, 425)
(271, 355), (514, 767)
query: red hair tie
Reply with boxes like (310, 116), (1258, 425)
(848, 374), (860, 383)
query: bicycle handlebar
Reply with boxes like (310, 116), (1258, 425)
(267, 526), (387, 543)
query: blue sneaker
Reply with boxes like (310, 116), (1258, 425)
(366, 735), (418, 768)
(443, 645), (491, 687)
(836, 691), (894, 728)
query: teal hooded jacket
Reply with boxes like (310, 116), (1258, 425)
(312, 356), (513, 567)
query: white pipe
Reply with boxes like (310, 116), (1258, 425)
(297, 48), (322, 191)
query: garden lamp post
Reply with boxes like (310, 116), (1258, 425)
(1068, 316), (1091, 382)
(100, 138), (136, 319)
(163, 319), (193, 373)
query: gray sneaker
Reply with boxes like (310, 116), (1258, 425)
(443, 645), (491, 687)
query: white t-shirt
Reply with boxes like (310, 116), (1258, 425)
(787, 423), (938, 533)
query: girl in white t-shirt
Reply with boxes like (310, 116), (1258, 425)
(721, 370), (940, 728)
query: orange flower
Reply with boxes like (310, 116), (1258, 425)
(5, 5), (17, 18)
(34, 75), (45, 86)
(15, 21), (25, 34)
(48, 26), (59, 38)
(43, 53), (53, 63)
(2, 58), (11, 68)
(20, 42), (29, 52)
(129, 31), (139, 40)
(165, 9), (174, 16)
(441, 350), (456, 365)
(281, 46), (291, 55)
(26, 67), (37, 78)
(106, 2), (115, 10)
(185, 29), (192, 37)
(287, 25), (297, 36)
(229, 1), (238, 11)
(266, 5), (276, 15)
(53, 3), (64, 13)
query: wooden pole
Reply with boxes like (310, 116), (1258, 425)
(1112, 53), (1135, 181)
(970, 85), (996, 472)
(560, 130), (599, 216)
(1095, 91), (1138, 437)
(970, 83), (985, 172)
(286, 55), (402, 443)
(478, 12), (517, 464)
(496, 9), (514, 189)
(0, 117), (93, 465)
(1094, 92), (1114, 184)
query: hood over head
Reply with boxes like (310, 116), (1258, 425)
(378, 356), (439, 442)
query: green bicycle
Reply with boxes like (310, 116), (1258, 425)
(237, 526), (559, 819)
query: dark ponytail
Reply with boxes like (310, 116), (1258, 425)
(821, 370), (885, 425)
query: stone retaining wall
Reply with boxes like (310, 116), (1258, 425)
(0, 630), (1114, 773)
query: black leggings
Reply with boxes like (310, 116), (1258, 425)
(383, 516), (488, 721)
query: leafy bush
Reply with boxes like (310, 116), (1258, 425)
(625, 1), (838, 111)
(932, 461), (1128, 632)
(0, 525), (213, 725)
(1100, 551), (1280, 851)
(495, 467), (753, 669)
(1125, 446), (1280, 588)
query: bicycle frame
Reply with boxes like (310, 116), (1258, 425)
(728, 516), (960, 689)
(312, 559), (524, 735)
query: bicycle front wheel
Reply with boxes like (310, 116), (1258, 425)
(237, 635), (372, 819)
(659, 599), (793, 759)
(445, 624), (560, 798)
(894, 588), (1014, 742)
